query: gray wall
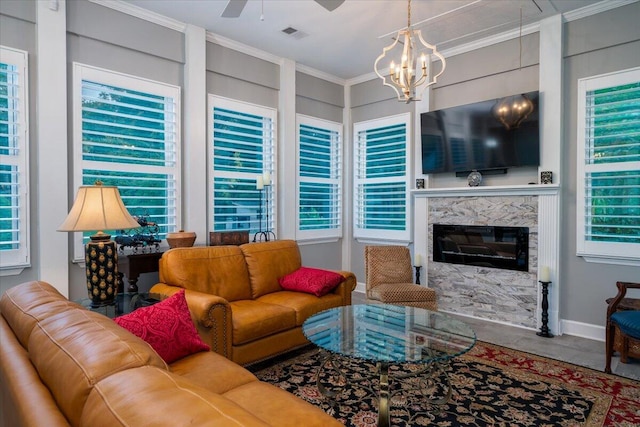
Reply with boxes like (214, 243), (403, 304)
(0, 0), (38, 295)
(560, 2), (640, 326)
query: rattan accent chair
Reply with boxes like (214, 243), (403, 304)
(364, 245), (438, 310)
(605, 281), (640, 373)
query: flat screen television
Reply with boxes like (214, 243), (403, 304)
(420, 91), (540, 174)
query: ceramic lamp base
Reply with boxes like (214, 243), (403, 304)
(85, 238), (119, 308)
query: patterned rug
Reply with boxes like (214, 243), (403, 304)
(250, 342), (640, 426)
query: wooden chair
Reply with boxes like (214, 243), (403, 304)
(605, 281), (640, 373)
(364, 245), (437, 310)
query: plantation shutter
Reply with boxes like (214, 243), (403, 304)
(75, 64), (180, 259)
(577, 67), (640, 264)
(297, 116), (342, 240)
(0, 48), (29, 268)
(211, 98), (275, 235)
(354, 114), (410, 242)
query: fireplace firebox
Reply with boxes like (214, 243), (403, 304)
(432, 224), (529, 272)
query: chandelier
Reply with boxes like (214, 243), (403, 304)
(374, 0), (446, 103)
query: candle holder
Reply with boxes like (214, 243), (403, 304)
(537, 280), (553, 338)
(253, 184), (276, 242)
(414, 265), (422, 285)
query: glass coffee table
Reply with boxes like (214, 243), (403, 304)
(302, 304), (476, 427)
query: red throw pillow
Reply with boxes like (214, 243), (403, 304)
(278, 267), (343, 297)
(114, 290), (209, 363)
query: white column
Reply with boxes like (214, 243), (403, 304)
(37, 0), (68, 296)
(538, 193), (561, 335)
(341, 84), (352, 272)
(538, 14), (563, 181)
(183, 24), (207, 243)
(278, 59), (296, 239)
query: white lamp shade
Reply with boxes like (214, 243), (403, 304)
(58, 184), (140, 232)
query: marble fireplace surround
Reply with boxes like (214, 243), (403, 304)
(413, 185), (560, 333)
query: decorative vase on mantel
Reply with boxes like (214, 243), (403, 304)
(467, 170), (482, 187)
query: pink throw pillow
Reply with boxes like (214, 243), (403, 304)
(114, 290), (209, 363)
(279, 267), (343, 297)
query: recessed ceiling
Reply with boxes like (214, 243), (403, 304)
(121, 0), (603, 80)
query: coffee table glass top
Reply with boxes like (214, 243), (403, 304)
(303, 304), (477, 364)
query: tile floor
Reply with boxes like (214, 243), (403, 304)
(352, 291), (640, 381)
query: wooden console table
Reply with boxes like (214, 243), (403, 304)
(118, 252), (164, 293)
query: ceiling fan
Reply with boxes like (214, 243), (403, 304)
(221, 0), (345, 18)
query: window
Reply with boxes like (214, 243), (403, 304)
(209, 96), (276, 236)
(0, 47), (29, 270)
(353, 113), (411, 242)
(576, 67), (640, 265)
(73, 64), (180, 259)
(296, 115), (342, 241)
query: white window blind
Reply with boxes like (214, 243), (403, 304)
(354, 114), (411, 242)
(576, 67), (640, 265)
(73, 64), (180, 259)
(0, 47), (29, 270)
(297, 115), (342, 240)
(210, 96), (276, 236)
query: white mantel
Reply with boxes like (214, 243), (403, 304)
(413, 184), (560, 335)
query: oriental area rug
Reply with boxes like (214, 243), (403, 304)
(251, 342), (640, 426)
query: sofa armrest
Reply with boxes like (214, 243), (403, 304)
(150, 283), (233, 359)
(328, 271), (357, 306)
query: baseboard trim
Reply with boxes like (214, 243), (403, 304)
(560, 319), (605, 342)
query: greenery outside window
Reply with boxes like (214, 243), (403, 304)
(296, 115), (342, 241)
(353, 113), (411, 242)
(0, 47), (29, 270)
(209, 96), (276, 235)
(73, 63), (180, 260)
(576, 67), (640, 265)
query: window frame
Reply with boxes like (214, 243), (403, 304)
(208, 95), (277, 237)
(296, 114), (343, 242)
(576, 66), (640, 266)
(72, 63), (181, 261)
(0, 46), (30, 272)
(353, 113), (412, 243)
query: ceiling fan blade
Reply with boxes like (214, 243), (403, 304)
(314, 0), (345, 12)
(221, 0), (248, 18)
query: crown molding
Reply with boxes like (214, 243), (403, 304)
(88, 0), (186, 33)
(205, 32), (282, 65)
(562, 0), (637, 21)
(296, 63), (345, 85)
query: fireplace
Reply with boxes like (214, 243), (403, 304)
(432, 224), (529, 272)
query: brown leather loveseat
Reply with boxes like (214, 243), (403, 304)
(151, 239), (356, 365)
(0, 281), (342, 427)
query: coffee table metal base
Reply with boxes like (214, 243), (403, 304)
(316, 352), (452, 427)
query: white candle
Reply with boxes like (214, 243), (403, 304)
(540, 266), (550, 282)
(414, 253), (422, 267)
(262, 171), (271, 185)
(256, 175), (264, 190)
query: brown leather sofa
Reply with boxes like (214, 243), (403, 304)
(151, 239), (356, 365)
(0, 280), (342, 427)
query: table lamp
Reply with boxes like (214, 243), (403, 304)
(58, 182), (140, 307)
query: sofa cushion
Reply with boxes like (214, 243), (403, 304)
(257, 291), (343, 326)
(115, 290), (210, 363)
(82, 366), (271, 427)
(170, 350), (259, 394)
(241, 240), (302, 298)
(159, 246), (252, 301)
(223, 381), (343, 427)
(28, 307), (167, 427)
(229, 300), (297, 345)
(278, 267), (343, 297)
(0, 281), (76, 348)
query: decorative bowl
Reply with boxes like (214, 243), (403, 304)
(166, 230), (196, 248)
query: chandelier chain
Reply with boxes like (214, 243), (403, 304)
(407, 0), (411, 29)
